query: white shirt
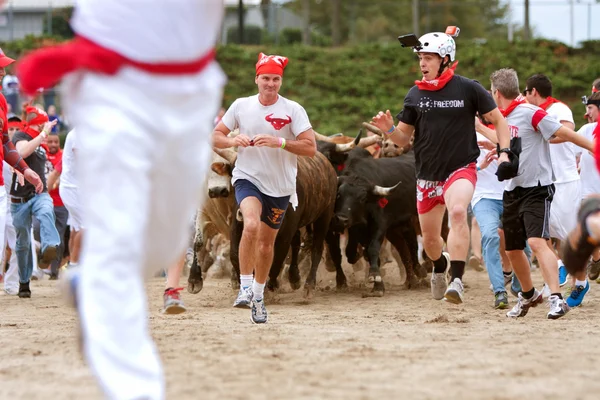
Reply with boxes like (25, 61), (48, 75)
(505, 103), (562, 191)
(71, 0), (227, 94)
(471, 133), (506, 208)
(61, 130), (78, 188)
(222, 94), (312, 198)
(2, 161), (11, 195)
(546, 102), (579, 183)
(575, 123), (600, 199)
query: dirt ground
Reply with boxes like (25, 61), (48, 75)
(1, 260), (600, 400)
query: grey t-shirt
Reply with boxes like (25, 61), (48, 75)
(505, 103), (562, 191)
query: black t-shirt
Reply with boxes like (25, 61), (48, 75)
(10, 131), (47, 197)
(398, 74), (497, 181)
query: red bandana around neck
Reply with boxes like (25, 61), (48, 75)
(538, 96), (562, 111)
(22, 126), (49, 153)
(415, 61), (458, 91)
(500, 95), (527, 117)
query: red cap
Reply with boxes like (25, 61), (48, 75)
(24, 106), (49, 126)
(0, 47), (15, 68)
(255, 53), (288, 77)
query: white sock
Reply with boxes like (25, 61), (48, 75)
(68, 262), (78, 268)
(557, 259), (565, 268)
(575, 279), (588, 287)
(252, 280), (265, 301)
(240, 274), (253, 289)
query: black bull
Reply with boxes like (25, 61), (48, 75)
(229, 152), (344, 297)
(331, 148), (428, 296)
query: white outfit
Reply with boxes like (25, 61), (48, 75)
(576, 122), (600, 199)
(545, 102), (580, 240)
(62, 2), (226, 400)
(59, 130), (83, 231)
(222, 94), (311, 201)
(471, 133), (506, 208)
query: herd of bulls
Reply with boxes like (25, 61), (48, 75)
(187, 125), (448, 299)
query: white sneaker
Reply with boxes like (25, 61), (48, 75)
(233, 287), (253, 308)
(444, 278), (464, 304)
(506, 290), (543, 318)
(4, 286), (18, 295)
(431, 252), (450, 300)
(547, 295), (569, 320)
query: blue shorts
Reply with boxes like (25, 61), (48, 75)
(234, 179), (290, 229)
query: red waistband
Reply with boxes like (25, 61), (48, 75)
(17, 35), (216, 96)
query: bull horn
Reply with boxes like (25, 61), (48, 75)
(334, 129), (363, 152)
(314, 131), (333, 142)
(362, 122), (385, 137)
(357, 135), (381, 148)
(372, 181), (401, 196)
(214, 148), (237, 166)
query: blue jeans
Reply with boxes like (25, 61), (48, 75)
(473, 198), (529, 294)
(10, 193), (60, 283)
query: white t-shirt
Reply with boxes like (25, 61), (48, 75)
(61, 130), (78, 188)
(575, 123), (600, 199)
(222, 94), (312, 198)
(71, 0), (226, 94)
(546, 102), (579, 183)
(505, 103), (562, 191)
(471, 133), (506, 208)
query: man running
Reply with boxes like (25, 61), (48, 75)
(213, 53), (316, 323)
(17, 1), (226, 398)
(371, 26), (512, 304)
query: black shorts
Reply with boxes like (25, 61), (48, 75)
(234, 179), (290, 229)
(502, 184), (555, 251)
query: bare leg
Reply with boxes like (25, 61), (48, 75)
(238, 197), (262, 276)
(529, 237), (560, 294)
(470, 218), (482, 261)
(254, 223), (279, 285)
(498, 228), (512, 273)
(444, 179), (475, 263)
(507, 249), (532, 291)
(165, 252), (186, 289)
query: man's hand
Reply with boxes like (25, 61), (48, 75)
(41, 119), (58, 136)
(23, 169), (43, 194)
(371, 110), (394, 133)
(479, 149), (498, 170)
(252, 134), (280, 148)
(15, 170), (25, 186)
(232, 134), (251, 148)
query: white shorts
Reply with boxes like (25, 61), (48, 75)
(549, 180), (581, 241)
(59, 185), (83, 231)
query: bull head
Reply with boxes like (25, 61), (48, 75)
(265, 113), (292, 131)
(335, 129), (363, 152)
(371, 181), (401, 196)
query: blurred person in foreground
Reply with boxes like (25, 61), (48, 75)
(16, 1), (226, 399)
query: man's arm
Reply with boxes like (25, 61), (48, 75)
(212, 121), (251, 149)
(553, 126), (595, 153)
(475, 118), (498, 144)
(252, 129), (316, 157)
(16, 134), (45, 159)
(482, 108), (511, 163)
(549, 120), (575, 144)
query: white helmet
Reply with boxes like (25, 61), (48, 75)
(414, 26), (459, 62)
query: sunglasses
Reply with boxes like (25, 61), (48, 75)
(522, 88), (531, 95)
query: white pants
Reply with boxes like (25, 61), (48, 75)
(63, 63), (223, 400)
(549, 180), (581, 241)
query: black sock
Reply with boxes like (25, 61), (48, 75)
(551, 292), (563, 299)
(503, 271), (512, 276)
(522, 288), (535, 299)
(432, 255), (448, 274)
(450, 261), (465, 282)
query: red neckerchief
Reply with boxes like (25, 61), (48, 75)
(538, 96), (562, 111)
(500, 95), (527, 117)
(415, 61), (458, 91)
(22, 126), (49, 153)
